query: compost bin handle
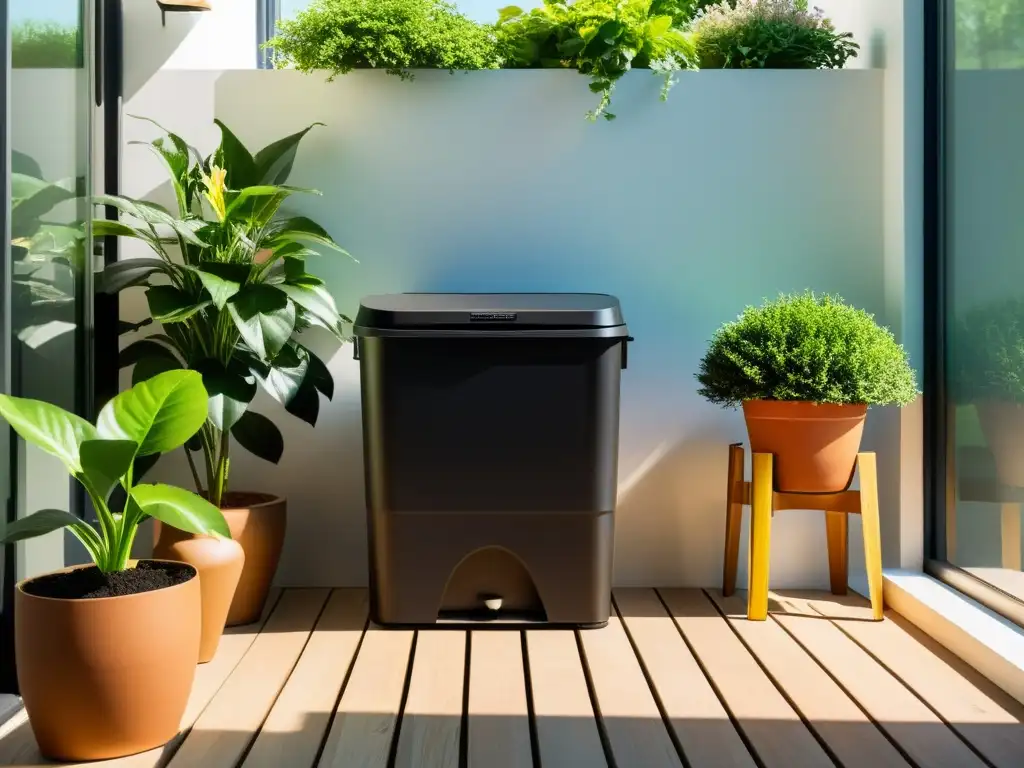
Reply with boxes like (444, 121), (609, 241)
(622, 337), (634, 370)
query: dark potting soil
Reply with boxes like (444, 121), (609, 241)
(22, 560), (195, 600)
(218, 491), (276, 509)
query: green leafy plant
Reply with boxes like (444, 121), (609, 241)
(0, 370), (229, 573)
(11, 21), (82, 69)
(496, 0), (698, 121)
(953, 298), (1024, 403)
(690, 0), (858, 69)
(267, 0), (501, 79)
(10, 161), (85, 349)
(696, 292), (917, 407)
(95, 117), (352, 509)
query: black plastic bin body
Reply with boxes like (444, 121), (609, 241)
(353, 293), (630, 628)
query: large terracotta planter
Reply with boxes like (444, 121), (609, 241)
(15, 561), (200, 761)
(220, 493), (287, 626)
(975, 401), (1024, 488)
(742, 400), (868, 493)
(152, 527), (245, 663)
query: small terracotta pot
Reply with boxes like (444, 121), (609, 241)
(742, 400), (868, 493)
(220, 493), (287, 626)
(975, 401), (1024, 488)
(15, 561), (200, 761)
(152, 527), (245, 663)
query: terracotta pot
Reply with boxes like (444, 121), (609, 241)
(152, 527), (245, 663)
(975, 401), (1024, 488)
(742, 400), (868, 493)
(220, 493), (287, 626)
(15, 561), (200, 761)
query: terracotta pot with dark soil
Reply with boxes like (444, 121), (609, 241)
(152, 526), (245, 662)
(217, 492), (287, 626)
(16, 561), (201, 761)
(742, 400), (868, 493)
(975, 401), (1024, 488)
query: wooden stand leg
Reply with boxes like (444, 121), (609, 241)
(858, 453), (884, 621)
(723, 444), (744, 597)
(1000, 503), (1021, 571)
(748, 452), (773, 621)
(825, 511), (848, 596)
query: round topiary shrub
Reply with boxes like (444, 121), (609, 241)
(696, 292), (918, 408)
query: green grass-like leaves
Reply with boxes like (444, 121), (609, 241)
(696, 292), (917, 408)
(12, 21), (82, 69)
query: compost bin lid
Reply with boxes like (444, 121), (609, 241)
(353, 293), (628, 338)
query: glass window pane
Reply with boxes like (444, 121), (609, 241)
(947, 0), (1024, 598)
(6, 0), (92, 581)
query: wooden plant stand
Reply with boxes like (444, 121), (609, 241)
(722, 443), (884, 621)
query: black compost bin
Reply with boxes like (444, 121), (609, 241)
(353, 293), (631, 628)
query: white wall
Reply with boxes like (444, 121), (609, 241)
(116, 2), (924, 590)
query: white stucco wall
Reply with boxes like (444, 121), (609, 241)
(113, 2), (924, 590)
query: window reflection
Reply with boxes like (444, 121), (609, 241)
(948, 0), (1024, 598)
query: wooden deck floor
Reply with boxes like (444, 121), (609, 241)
(2, 587), (1024, 768)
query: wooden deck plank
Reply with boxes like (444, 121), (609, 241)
(242, 589), (368, 768)
(317, 626), (414, 768)
(0, 589), (284, 768)
(525, 630), (607, 767)
(769, 592), (989, 768)
(657, 588), (832, 768)
(578, 614), (682, 768)
(798, 590), (1024, 768)
(614, 589), (755, 768)
(706, 590), (910, 768)
(166, 589), (330, 768)
(466, 632), (532, 768)
(394, 631), (466, 768)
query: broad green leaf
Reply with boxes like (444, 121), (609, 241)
(223, 184), (319, 220)
(97, 369), (209, 457)
(279, 283), (345, 340)
(92, 218), (151, 241)
(194, 358), (257, 431)
(96, 257), (170, 294)
(0, 394), (97, 473)
(132, 355), (181, 386)
(285, 379), (320, 427)
(79, 439), (139, 500)
(298, 344), (334, 400)
(2, 509), (86, 544)
(497, 5), (524, 23)
(268, 216), (351, 258)
(147, 285), (211, 323)
(119, 338), (180, 369)
(255, 344), (308, 406)
(231, 410), (284, 464)
(646, 14), (672, 38)
(192, 262), (250, 310)
(127, 116), (194, 215)
(254, 122), (324, 185)
(227, 285), (296, 360)
(213, 119), (258, 189)
(94, 195), (210, 247)
(131, 483), (231, 537)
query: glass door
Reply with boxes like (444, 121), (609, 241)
(1, 0), (95, 693)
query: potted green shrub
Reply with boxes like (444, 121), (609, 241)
(0, 369), (229, 761)
(689, 0), (858, 69)
(696, 292), (917, 492)
(954, 297), (1024, 487)
(94, 118), (352, 625)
